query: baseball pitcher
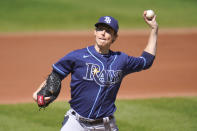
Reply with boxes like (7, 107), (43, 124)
(33, 10), (158, 131)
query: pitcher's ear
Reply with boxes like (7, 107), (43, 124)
(112, 34), (118, 43)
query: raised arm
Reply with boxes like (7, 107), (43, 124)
(143, 10), (158, 56)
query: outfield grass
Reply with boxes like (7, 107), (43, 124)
(0, 0), (197, 32)
(0, 97), (197, 131)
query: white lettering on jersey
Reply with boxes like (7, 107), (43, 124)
(83, 63), (122, 86)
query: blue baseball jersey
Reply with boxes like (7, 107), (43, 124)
(53, 45), (155, 119)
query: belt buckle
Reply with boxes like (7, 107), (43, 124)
(82, 116), (113, 125)
(72, 110), (113, 125)
(79, 117), (93, 124)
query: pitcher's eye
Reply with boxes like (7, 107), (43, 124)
(96, 27), (104, 31)
(96, 27), (113, 34)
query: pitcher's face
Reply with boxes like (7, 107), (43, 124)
(94, 24), (117, 48)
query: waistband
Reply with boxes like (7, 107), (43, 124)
(68, 109), (114, 125)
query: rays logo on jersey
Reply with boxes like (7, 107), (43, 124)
(83, 63), (122, 86)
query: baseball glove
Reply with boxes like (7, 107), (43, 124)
(37, 71), (62, 109)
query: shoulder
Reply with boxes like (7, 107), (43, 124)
(55, 47), (87, 63)
(111, 50), (129, 58)
(111, 51), (137, 63)
(64, 47), (87, 58)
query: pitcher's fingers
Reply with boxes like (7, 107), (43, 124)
(44, 97), (51, 101)
(152, 15), (157, 21)
(33, 92), (38, 101)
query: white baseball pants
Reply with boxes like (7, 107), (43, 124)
(60, 109), (119, 131)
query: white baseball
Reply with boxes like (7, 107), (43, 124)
(146, 10), (155, 20)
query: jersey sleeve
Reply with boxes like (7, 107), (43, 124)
(124, 51), (155, 75)
(52, 52), (75, 79)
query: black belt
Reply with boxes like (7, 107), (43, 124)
(71, 111), (114, 125)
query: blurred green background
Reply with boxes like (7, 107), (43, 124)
(0, 0), (197, 32)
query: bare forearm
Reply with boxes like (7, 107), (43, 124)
(144, 27), (158, 55)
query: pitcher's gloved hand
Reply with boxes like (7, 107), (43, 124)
(37, 71), (62, 108)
